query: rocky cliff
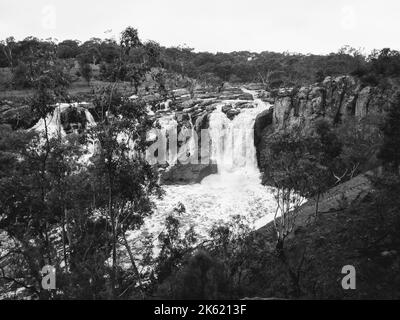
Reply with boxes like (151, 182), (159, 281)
(255, 75), (396, 167)
(4, 77), (389, 185)
(152, 84), (264, 184)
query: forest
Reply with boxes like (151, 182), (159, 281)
(2, 31), (400, 92)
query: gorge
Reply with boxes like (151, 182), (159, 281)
(148, 88), (277, 239)
(14, 75), (391, 243)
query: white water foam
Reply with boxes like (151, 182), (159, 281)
(143, 89), (277, 242)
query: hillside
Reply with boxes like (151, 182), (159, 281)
(250, 170), (400, 299)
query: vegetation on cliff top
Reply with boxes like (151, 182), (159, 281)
(2, 31), (400, 93)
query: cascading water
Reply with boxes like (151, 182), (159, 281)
(145, 89), (278, 240)
(208, 103), (262, 175)
(32, 103), (95, 138)
(28, 91), (279, 261)
(31, 103), (97, 163)
(30, 93), (277, 245)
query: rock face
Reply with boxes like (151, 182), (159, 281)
(221, 104), (241, 120)
(160, 163), (218, 184)
(0, 103), (38, 129)
(254, 108), (274, 167)
(156, 84), (261, 184)
(270, 76), (392, 132)
(219, 84), (254, 101)
(60, 106), (89, 134)
(254, 108), (273, 145)
(254, 75), (396, 167)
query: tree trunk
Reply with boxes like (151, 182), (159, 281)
(105, 156), (117, 298)
(42, 117), (52, 265)
(315, 192), (320, 217)
(276, 239), (302, 298)
(122, 233), (145, 299)
(62, 207), (68, 272)
(108, 169), (117, 299)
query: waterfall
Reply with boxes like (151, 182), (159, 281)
(149, 93), (276, 240)
(208, 105), (261, 175)
(32, 103), (95, 138)
(185, 113), (197, 162)
(31, 103), (97, 163)
(84, 109), (96, 128)
(130, 89), (277, 249)
(27, 92), (276, 242)
(31, 104), (65, 137)
(207, 94), (269, 178)
(155, 115), (178, 165)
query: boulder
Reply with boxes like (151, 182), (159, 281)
(60, 107), (88, 134)
(245, 83), (266, 91)
(172, 88), (190, 97)
(236, 93), (254, 100)
(226, 109), (240, 120)
(200, 99), (217, 107)
(194, 112), (210, 132)
(221, 104), (233, 114)
(180, 99), (200, 110)
(160, 163), (218, 185)
(0, 105), (37, 129)
(175, 112), (190, 124)
(196, 93), (219, 99)
(235, 101), (249, 108)
(236, 103), (254, 109)
(206, 105), (217, 112)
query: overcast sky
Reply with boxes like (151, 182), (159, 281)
(0, 0), (399, 54)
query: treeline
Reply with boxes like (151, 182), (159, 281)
(0, 29), (166, 92)
(2, 31), (400, 91)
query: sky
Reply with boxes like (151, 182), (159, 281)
(0, 0), (399, 54)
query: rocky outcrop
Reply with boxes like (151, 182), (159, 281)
(254, 108), (273, 146)
(254, 75), (396, 167)
(220, 104), (240, 120)
(254, 108), (274, 167)
(0, 102), (38, 129)
(219, 84), (254, 101)
(60, 106), (90, 134)
(156, 84), (264, 184)
(160, 163), (218, 184)
(270, 76), (393, 132)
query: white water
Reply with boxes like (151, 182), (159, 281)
(30, 93), (278, 247)
(31, 103), (97, 163)
(143, 89), (277, 241)
(208, 104), (260, 175)
(31, 103), (95, 138)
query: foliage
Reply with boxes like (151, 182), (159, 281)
(57, 40), (80, 59)
(5, 31), (400, 91)
(335, 115), (383, 179)
(377, 92), (400, 172)
(0, 27), (165, 300)
(80, 63), (92, 84)
(352, 48), (400, 87)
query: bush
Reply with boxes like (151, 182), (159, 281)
(12, 62), (31, 88)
